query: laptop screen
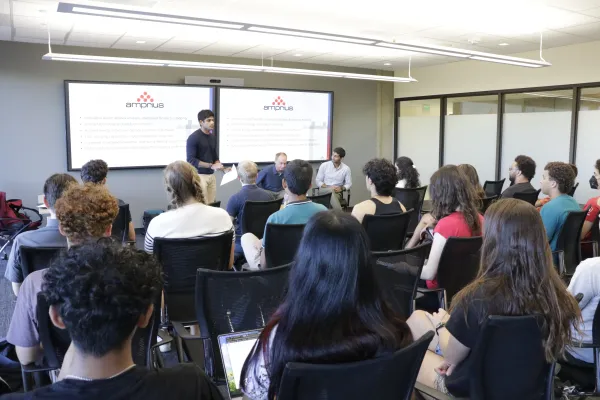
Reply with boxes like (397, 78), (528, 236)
(218, 330), (262, 399)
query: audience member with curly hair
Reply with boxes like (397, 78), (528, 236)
(540, 161), (581, 251)
(395, 156), (421, 189)
(5, 173), (77, 296)
(143, 161), (234, 268)
(2, 242), (223, 400)
(81, 159), (136, 242)
(351, 158), (407, 223)
(6, 184), (119, 367)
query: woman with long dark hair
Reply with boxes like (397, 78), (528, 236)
(407, 199), (581, 397)
(240, 211), (413, 400)
(405, 165), (483, 288)
(395, 156), (421, 189)
(457, 164), (485, 201)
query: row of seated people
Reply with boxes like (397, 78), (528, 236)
(1, 192), (588, 399)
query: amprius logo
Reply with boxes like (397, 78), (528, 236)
(264, 96), (293, 111)
(126, 91), (164, 108)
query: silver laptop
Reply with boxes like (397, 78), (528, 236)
(218, 329), (262, 400)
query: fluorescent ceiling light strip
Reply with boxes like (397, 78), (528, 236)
(70, 6), (244, 29)
(248, 27), (374, 45)
(468, 50), (551, 67)
(42, 53), (415, 83)
(469, 56), (542, 68)
(375, 42), (470, 58)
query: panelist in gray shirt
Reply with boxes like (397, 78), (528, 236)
(315, 147), (352, 209)
(4, 173), (77, 296)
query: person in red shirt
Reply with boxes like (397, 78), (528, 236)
(405, 165), (484, 289)
(581, 160), (600, 242)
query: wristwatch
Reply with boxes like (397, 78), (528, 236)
(435, 322), (446, 334)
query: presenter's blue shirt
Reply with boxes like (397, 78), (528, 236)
(540, 194), (581, 251)
(226, 185), (273, 253)
(186, 129), (218, 175)
(262, 200), (328, 246)
(257, 165), (284, 192)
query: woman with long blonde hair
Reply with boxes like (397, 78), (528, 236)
(143, 161), (234, 268)
(407, 198), (581, 397)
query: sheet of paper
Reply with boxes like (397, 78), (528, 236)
(220, 164), (238, 186)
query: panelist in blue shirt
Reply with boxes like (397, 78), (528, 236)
(257, 152), (287, 199)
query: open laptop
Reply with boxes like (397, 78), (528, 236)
(218, 329), (262, 400)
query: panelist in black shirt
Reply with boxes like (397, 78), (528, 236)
(186, 110), (223, 204)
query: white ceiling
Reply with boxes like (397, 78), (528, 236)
(4, 0), (600, 70)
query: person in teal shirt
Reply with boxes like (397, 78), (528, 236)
(241, 159), (328, 270)
(540, 162), (581, 251)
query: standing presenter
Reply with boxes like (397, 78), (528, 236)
(186, 109), (223, 204)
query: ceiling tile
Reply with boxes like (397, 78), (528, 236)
(65, 41), (111, 49)
(580, 6), (600, 17)
(560, 21), (600, 37)
(13, 36), (63, 44)
(154, 39), (215, 53)
(14, 26), (66, 40)
(66, 33), (121, 44)
(111, 37), (167, 50)
(542, 8), (600, 30)
(544, 0), (600, 11)
(11, 0), (55, 16)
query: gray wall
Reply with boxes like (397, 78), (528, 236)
(0, 41), (393, 227)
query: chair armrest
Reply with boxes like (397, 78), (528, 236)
(171, 321), (205, 341)
(570, 341), (600, 349)
(414, 382), (460, 400)
(21, 363), (55, 374)
(151, 329), (174, 350)
(417, 287), (445, 294)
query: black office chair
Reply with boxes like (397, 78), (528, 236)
(480, 195), (498, 214)
(241, 198), (283, 239)
(208, 201), (221, 208)
(419, 236), (482, 310)
(19, 246), (64, 280)
(264, 224), (305, 268)
(372, 243), (432, 319)
(558, 297), (600, 394)
(394, 186), (428, 235)
(307, 192), (332, 209)
(172, 265), (290, 382)
(569, 182), (580, 197)
(553, 210), (587, 277)
(416, 315), (555, 400)
(111, 203), (130, 243)
(582, 213), (600, 259)
(153, 233), (233, 326)
(483, 179), (505, 197)
(513, 189), (541, 206)
(362, 210), (413, 252)
(311, 187), (351, 210)
(277, 331), (434, 400)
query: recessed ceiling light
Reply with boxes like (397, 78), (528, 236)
(498, 43), (510, 46)
(136, 40), (146, 44)
(384, 62), (392, 66)
(294, 53), (303, 57)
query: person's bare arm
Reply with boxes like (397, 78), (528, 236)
(420, 234), (447, 281)
(16, 345), (42, 366)
(11, 282), (21, 297)
(127, 222), (136, 242)
(260, 248), (267, 269)
(351, 201), (375, 224)
(582, 221), (593, 240)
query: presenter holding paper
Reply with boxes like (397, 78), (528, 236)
(186, 109), (223, 204)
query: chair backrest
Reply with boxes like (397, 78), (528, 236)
(37, 292), (162, 370)
(111, 203), (129, 243)
(130, 293), (162, 368)
(480, 196), (498, 214)
(196, 264), (291, 380)
(241, 198), (283, 239)
(36, 292), (71, 369)
(437, 236), (483, 307)
(153, 232), (233, 323)
(372, 243), (432, 319)
(208, 201), (221, 208)
(483, 179), (505, 197)
(307, 192), (332, 209)
(362, 210), (413, 252)
(555, 210), (588, 276)
(19, 246), (63, 280)
(513, 190), (541, 206)
(470, 315), (554, 400)
(569, 182), (579, 197)
(277, 331), (434, 400)
(394, 188), (426, 234)
(264, 224), (306, 268)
